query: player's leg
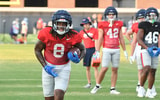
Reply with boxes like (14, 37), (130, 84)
(54, 62), (71, 100)
(93, 67), (99, 84)
(84, 66), (91, 88)
(145, 57), (158, 98)
(137, 49), (151, 98)
(136, 49), (143, 92)
(90, 48), (111, 94)
(42, 68), (55, 100)
(83, 48), (95, 88)
(110, 49), (120, 94)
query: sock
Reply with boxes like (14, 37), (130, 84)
(110, 87), (115, 90)
(96, 84), (100, 88)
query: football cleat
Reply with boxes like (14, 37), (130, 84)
(90, 85), (101, 94)
(83, 83), (91, 88)
(145, 89), (154, 98)
(137, 86), (146, 98)
(110, 89), (120, 95)
(151, 85), (157, 97)
(136, 85), (140, 92)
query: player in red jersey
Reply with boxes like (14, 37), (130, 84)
(79, 18), (99, 88)
(126, 9), (146, 91)
(34, 10), (85, 100)
(91, 6), (128, 94)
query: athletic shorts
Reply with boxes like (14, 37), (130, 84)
(102, 48), (120, 68)
(83, 47), (95, 67)
(42, 61), (71, 97)
(140, 49), (159, 69)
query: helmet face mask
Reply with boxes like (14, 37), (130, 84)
(53, 19), (70, 35)
(106, 13), (116, 22)
(145, 7), (159, 23)
(52, 10), (72, 35)
(146, 13), (157, 23)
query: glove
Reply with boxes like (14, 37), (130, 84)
(124, 51), (128, 60)
(129, 56), (134, 64)
(67, 52), (80, 63)
(44, 65), (58, 77)
(92, 51), (100, 60)
(147, 47), (154, 57)
(154, 48), (160, 57)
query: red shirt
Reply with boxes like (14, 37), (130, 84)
(38, 27), (82, 65)
(79, 28), (98, 48)
(131, 22), (138, 34)
(98, 20), (123, 49)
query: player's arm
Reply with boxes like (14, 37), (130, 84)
(137, 29), (148, 49)
(73, 42), (86, 60)
(34, 40), (46, 67)
(96, 28), (104, 51)
(130, 33), (137, 56)
(125, 29), (133, 43)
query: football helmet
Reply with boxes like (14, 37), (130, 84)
(52, 10), (72, 35)
(136, 9), (146, 22)
(145, 7), (159, 23)
(104, 6), (118, 21)
(136, 9), (146, 19)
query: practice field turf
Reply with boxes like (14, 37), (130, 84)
(0, 34), (160, 100)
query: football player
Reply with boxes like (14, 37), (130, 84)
(126, 9), (157, 95)
(90, 6), (128, 94)
(137, 7), (160, 98)
(34, 10), (85, 100)
(79, 18), (99, 88)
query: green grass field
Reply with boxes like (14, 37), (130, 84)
(0, 34), (160, 100)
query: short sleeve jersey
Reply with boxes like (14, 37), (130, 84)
(138, 21), (160, 47)
(131, 22), (139, 34)
(38, 27), (82, 65)
(79, 27), (98, 48)
(98, 20), (123, 49)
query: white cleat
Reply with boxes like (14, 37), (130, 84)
(136, 85), (140, 92)
(151, 85), (157, 97)
(90, 85), (101, 94)
(83, 84), (91, 88)
(145, 89), (154, 98)
(137, 87), (146, 98)
(110, 89), (120, 95)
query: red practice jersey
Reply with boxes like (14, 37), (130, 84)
(79, 28), (98, 48)
(98, 20), (123, 49)
(131, 22), (138, 34)
(38, 27), (82, 65)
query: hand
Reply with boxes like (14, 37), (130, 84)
(67, 52), (80, 63)
(44, 65), (58, 77)
(154, 48), (160, 57)
(92, 51), (100, 60)
(129, 56), (134, 64)
(147, 47), (154, 57)
(124, 51), (128, 60)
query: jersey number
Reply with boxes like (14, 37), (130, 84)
(53, 44), (64, 58)
(107, 28), (119, 38)
(145, 32), (159, 44)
